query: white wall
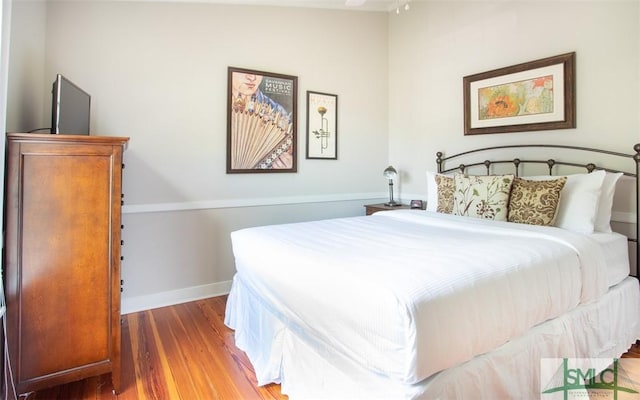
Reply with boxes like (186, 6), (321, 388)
(8, 1), (390, 312)
(1, 0), (14, 315)
(6, 0), (46, 133)
(388, 1), (640, 199)
(43, 2), (389, 204)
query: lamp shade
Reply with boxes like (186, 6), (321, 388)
(383, 165), (397, 180)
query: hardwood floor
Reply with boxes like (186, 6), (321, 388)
(16, 296), (287, 400)
(12, 295), (640, 400)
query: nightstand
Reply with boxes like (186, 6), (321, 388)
(364, 203), (411, 215)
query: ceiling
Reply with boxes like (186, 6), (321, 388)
(131, 0), (402, 12)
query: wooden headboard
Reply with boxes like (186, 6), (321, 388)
(435, 143), (640, 275)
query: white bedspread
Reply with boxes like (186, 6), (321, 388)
(230, 210), (610, 384)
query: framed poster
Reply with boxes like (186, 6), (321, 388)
(227, 67), (297, 173)
(463, 52), (575, 135)
(306, 91), (337, 160)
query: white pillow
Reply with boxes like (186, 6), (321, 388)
(426, 171), (438, 212)
(594, 172), (623, 232)
(526, 170), (606, 234)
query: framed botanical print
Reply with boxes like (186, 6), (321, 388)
(227, 67), (297, 173)
(306, 91), (337, 160)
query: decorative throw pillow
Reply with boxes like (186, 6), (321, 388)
(526, 170), (606, 233)
(508, 177), (567, 226)
(435, 174), (454, 213)
(453, 174), (515, 221)
(426, 171), (439, 212)
(426, 171), (454, 213)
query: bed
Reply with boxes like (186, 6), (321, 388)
(224, 144), (640, 399)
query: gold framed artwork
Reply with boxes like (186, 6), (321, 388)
(227, 67), (297, 173)
(306, 91), (338, 160)
(463, 52), (576, 135)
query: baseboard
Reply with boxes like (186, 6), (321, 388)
(121, 280), (232, 315)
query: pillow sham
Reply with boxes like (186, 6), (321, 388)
(594, 172), (623, 232)
(526, 170), (606, 234)
(426, 171), (454, 213)
(508, 177), (567, 226)
(453, 174), (514, 221)
(435, 174), (454, 213)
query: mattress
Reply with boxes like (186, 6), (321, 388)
(228, 210), (621, 385)
(225, 274), (640, 399)
(590, 231), (631, 287)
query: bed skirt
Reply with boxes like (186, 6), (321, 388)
(224, 274), (640, 399)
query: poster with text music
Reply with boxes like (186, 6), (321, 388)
(227, 67), (297, 173)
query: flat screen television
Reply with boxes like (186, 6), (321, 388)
(50, 74), (91, 135)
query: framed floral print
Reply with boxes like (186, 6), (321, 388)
(463, 52), (575, 135)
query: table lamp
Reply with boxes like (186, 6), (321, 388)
(383, 165), (399, 206)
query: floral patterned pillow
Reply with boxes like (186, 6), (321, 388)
(453, 174), (515, 221)
(508, 177), (567, 226)
(435, 174), (454, 213)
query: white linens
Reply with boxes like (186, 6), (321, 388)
(229, 210), (611, 384)
(226, 274), (640, 399)
(590, 231), (631, 287)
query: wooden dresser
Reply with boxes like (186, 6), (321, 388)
(3, 133), (129, 394)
